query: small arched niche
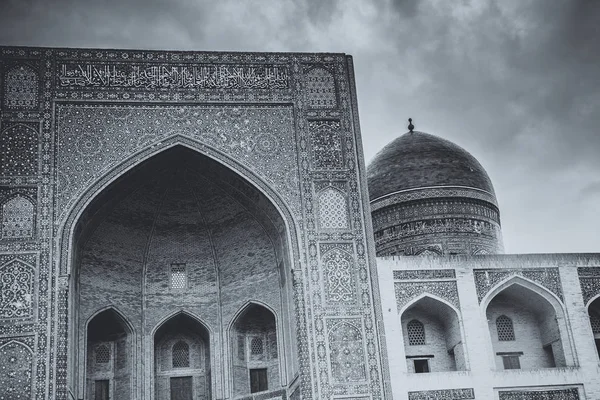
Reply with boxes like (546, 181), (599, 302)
(230, 303), (279, 396)
(86, 308), (133, 400)
(587, 297), (600, 359)
(154, 313), (211, 400)
(485, 281), (568, 370)
(400, 296), (467, 373)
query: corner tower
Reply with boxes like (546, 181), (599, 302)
(367, 121), (503, 256)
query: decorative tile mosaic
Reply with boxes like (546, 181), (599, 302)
(393, 269), (456, 280)
(474, 268), (563, 303)
(305, 67), (337, 108)
(498, 388), (579, 400)
(317, 188), (349, 230)
(309, 120), (344, 170)
(3, 64), (39, 110)
(0, 123), (39, 177)
(1, 195), (35, 239)
(321, 244), (357, 303)
(0, 259), (35, 319)
(394, 281), (460, 310)
(327, 319), (367, 383)
(408, 388), (475, 400)
(0, 338), (34, 400)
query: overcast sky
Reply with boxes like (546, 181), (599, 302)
(1, 0), (598, 254)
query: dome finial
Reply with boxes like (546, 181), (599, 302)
(408, 118), (415, 133)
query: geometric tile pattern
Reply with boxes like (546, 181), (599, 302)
(327, 319), (366, 383)
(317, 188), (349, 230)
(309, 120), (344, 170)
(305, 67), (336, 108)
(408, 388), (475, 400)
(3, 65), (39, 110)
(498, 388), (579, 400)
(0, 340), (33, 400)
(474, 268), (563, 303)
(0, 124), (38, 176)
(1, 196), (35, 239)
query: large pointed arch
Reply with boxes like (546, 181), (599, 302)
(481, 275), (575, 369)
(399, 293), (469, 372)
(58, 136), (299, 276)
(60, 140), (302, 400)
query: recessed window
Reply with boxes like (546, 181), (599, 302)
(95, 344), (110, 364)
(501, 354), (521, 369)
(496, 315), (515, 341)
(407, 319), (426, 346)
(413, 359), (429, 373)
(172, 340), (190, 368)
(170, 263), (187, 289)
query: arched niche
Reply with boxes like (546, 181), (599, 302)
(587, 296), (600, 359)
(230, 303), (279, 396)
(400, 295), (467, 373)
(85, 308), (134, 400)
(154, 313), (211, 400)
(483, 278), (571, 370)
(66, 145), (298, 399)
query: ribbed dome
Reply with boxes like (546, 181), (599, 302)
(367, 131), (495, 201)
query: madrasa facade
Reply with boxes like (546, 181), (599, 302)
(0, 46), (598, 400)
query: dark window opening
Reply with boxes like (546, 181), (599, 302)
(250, 368), (268, 393)
(502, 355), (521, 370)
(595, 339), (600, 359)
(170, 376), (193, 400)
(413, 359), (429, 373)
(94, 380), (109, 400)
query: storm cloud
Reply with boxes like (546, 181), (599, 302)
(0, 0), (598, 253)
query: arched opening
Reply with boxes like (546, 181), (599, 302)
(587, 297), (600, 359)
(154, 314), (210, 400)
(86, 308), (133, 400)
(400, 296), (467, 373)
(230, 303), (279, 397)
(68, 145), (297, 399)
(485, 281), (567, 370)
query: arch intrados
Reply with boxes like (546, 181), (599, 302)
(60, 139), (297, 277)
(228, 300), (278, 332)
(398, 293), (461, 318)
(481, 276), (564, 316)
(152, 309), (213, 339)
(85, 306), (135, 335)
(586, 293), (600, 309)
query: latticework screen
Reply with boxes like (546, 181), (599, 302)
(95, 344), (110, 364)
(172, 341), (190, 368)
(407, 320), (426, 346)
(496, 315), (515, 341)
